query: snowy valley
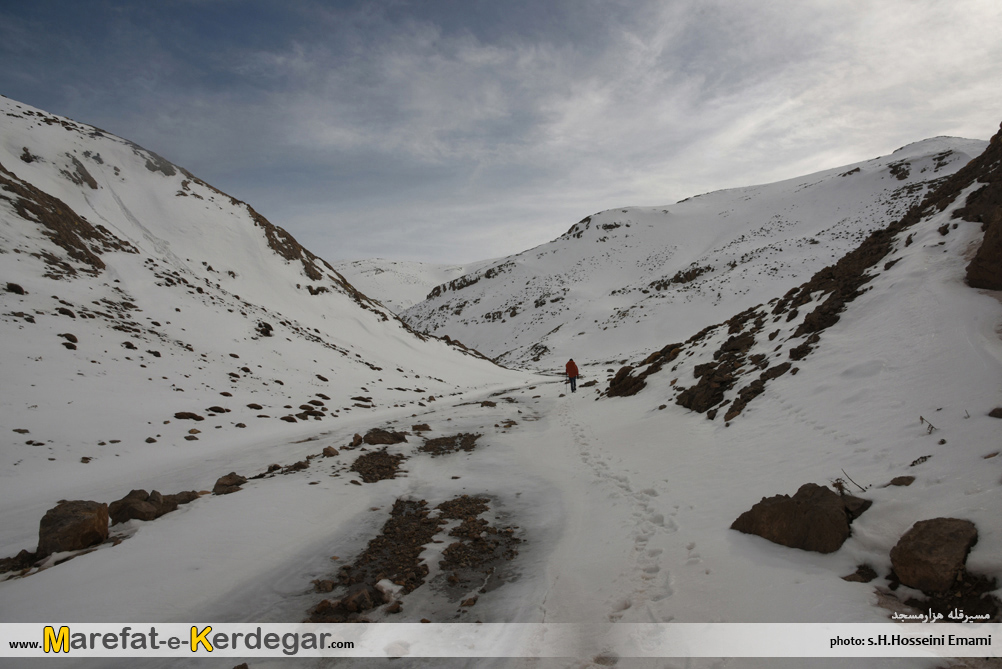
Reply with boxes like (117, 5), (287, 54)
(2, 96), (1002, 669)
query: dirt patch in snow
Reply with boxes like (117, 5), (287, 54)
(349, 449), (406, 483)
(419, 433), (482, 457)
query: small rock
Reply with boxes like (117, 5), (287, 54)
(145, 437), (157, 443)
(323, 446), (339, 457)
(889, 476), (915, 487)
(842, 564), (878, 583)
(174, 412), (205, 421)
(989, 408), (1002, 419)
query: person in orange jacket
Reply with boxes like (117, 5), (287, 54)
(565, 358), (579, 392)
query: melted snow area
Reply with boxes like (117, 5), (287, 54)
(2, 96), (1001, 669)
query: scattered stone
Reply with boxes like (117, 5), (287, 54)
(322, 446), (339, 457)
(890, 518), (978, 593)
(174, 412), (205, 421)
(206, 406), (229, 413)
(412, 424), (431, 432)
(5, 282), (26, 295)
(184, 435), (198, 441)
(37, 500), (109, 558)
(989, 408), (1002, 419)
(730, 483), (868, 553)
(145, 437), (157, 443)
(480, 400), (497, 408)
(235, 423), (246, 428)
(280, 416), (297, 423)
(888, 476), (915, 487)
(316, 374), (328, 382)
(57, 333), (78, 344)
(13, 428), (29, 434)
(213, 472), (247, 495)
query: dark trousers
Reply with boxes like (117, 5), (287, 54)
(569, 377), (577, 392)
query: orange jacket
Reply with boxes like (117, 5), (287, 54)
(565, 360), (579, 378)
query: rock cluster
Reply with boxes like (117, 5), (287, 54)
(109, 489), (199, 525)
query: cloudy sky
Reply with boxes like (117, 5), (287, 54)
(2, 1), (1001, 264)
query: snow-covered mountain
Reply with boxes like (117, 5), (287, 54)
(401, 137), (987, 370)
(0, 95), (531, 559)
(2, 95), (1000, 669)
(331, 257), (496, 314)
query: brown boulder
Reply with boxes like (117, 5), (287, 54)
(731, 483), (865, 553)
(213, 472), (247, 495)
(322, 446), (339, 457)
(890, 518), (978, 593)
(37, 500), (109, 557)
(109, 490), (158, 525)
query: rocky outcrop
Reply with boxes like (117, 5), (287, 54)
(890, 518), (978, 593)
(731, 483), (870, 553)
(213, 473), (247, 495)
(108, 489), (200, 525)
(37, 500), (109, 558)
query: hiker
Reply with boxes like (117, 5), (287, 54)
(565, 358), (579, 392)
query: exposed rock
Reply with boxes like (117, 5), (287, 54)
(988, 408), (1002, 419)
(842, 564), (878, 583)
(363, 428), (407, 445)
(322, 446), (339, 457)
(174, 412), (205, 421)
(0, 549), (37, 574)
(5, 282), (26, 295)
(412, 424), (432, 432)
(37, 500), (109, 558)
(420, 433), (482, 457)
(730, 483), (868, 553)
(480, 400), (497, 408)
(213, 472), (247, 495)
(888, 476), (916, 487)
(108, 490), (158, 525)
(890, 518), (978, 593)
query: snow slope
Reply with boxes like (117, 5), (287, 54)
(402, 137), (987, 371)
(332, 258), (497, 314)
(0, 95), (533, 563)
(2, 98), (1000, 669)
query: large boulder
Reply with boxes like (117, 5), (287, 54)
(37, 501), (109, 558)
(730, 483), (867, 553)
(890, 518), (978, 594)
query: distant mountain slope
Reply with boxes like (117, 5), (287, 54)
(0, 96), (530, 554)
(401, 137), (987, 370)
(332, 257), (496, 313)
(603, 120), (1002, 423)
